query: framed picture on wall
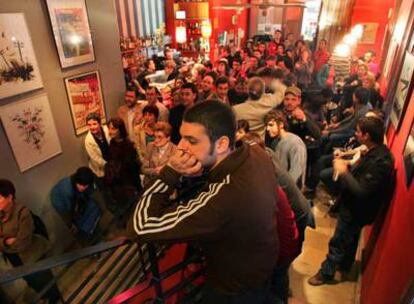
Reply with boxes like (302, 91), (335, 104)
(64, 71), (106, 136)
(0, 93), (62, 172)
(46, 0), (95, 68)
(0, 13), (43, 99)
(390, 51), (414, 129)
(403, 121), (414, 188)
(359, 23), (379, 44)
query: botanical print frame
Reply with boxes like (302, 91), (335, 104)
(390, 51), (414, 129)
(64, 71), (106, 135)
(46, 0), (95, 68)
(0, 93), (62, 172)
(0, 13), (43, 99)
(403, 121), (414, 188)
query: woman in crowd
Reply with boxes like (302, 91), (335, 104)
(142, 122), (177, 186)
(105, 118), (141, 220)
(294, 49), (314, 90)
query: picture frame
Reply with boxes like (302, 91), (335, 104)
(403, 121), (414, 188)
(45, 0), (95, 68)
(359, 23), (379, 44)
(390, 51), (414, 130)
(0, 93), (62, 172)
(0, 13), (43, 99)
(64, 71), (106, 136)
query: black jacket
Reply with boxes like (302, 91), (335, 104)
(339, 144), (395, 226)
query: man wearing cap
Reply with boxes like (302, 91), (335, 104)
(282, 86), (321, 143)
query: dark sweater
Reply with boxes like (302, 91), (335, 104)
(129, 143), (279, 294)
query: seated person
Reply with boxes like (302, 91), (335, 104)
(51, 167), (101, 243)
(265, 110), (307, 188)
(142, 122), (177, 186)
(1, 179), (61, 303)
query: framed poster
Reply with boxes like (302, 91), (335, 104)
(0, 13), (43, 99)
(64, 71), (106, 135)
(390, 51), (414, 129)
(360, 23), (379, 44)
(46, 0), (95, 68)
(0, 93), (62, 172)
(403, 122), (414, 188)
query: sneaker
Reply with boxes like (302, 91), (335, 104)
(308, 271), (335, 286)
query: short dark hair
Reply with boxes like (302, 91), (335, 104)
(264, 110), (287, 128)
(182, 82), (198, 95)
(183, 100), (236, 148)
(354, 87), (370, 105)
(258, 67), (283, 79)
(143, 104), (159, 120)
(0, 179), (16, 200)
(237, 119), (250, 133)
(108, 117), (128, 139)
(205, 71), (218, 83)
(357, 116), (384, 145)
(86, 112), (101, 124)
(215, 76), (229, 87)
(72, 167), (95, 186)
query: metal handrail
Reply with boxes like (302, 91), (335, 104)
(0, 238), (130, 284)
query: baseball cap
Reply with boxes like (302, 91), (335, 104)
(285, 86), (301, 97)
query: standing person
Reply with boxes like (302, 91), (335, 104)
(84, 112), (111, 181)
(133, 105), (159, 161)
(142, 122), (177, 186)
(169, 82), (198, 144)
(233, 77), (285, 139)
(199, 72), (218, 102)
(313, 39), (330, 75)
(128, 100), (279, 303)
(105, 118), (142, 220)
(143, 86), (169, 122)
(294, 49), (314, 90)
(265, 110), (307, 187)
(1, 179), (62, 303)
(117, 89), (145, 142)
(51, 167), (102, 244)
(308, 117), (395, 285)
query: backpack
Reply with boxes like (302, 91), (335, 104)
(18, 206), (50, 240)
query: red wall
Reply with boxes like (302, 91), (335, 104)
(350, 0), (394, 58)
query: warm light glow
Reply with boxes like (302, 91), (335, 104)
(69, 34), (83, 45)
(11, 36), (16, 42)
(334, 43), (351, 57)
(351, 24), (364, 39)
(343, 34), (357, 45)
(175, 26), (187, 43)
(201, 20), (212, 39)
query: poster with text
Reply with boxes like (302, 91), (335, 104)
(0, 13), (43, 99)
(46, 0), (95, 68)
(65, 71), (106, 135)
(0, 93), (62, 172)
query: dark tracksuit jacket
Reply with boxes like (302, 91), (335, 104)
(128, 142), (279, 294)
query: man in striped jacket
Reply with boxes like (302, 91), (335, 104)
(128, 100), (279, 303)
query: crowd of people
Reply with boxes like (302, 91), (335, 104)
(1, 29), (395, 304)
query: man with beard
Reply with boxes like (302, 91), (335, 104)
(233, 77), (285, 138)
(128, 100), (279, 303)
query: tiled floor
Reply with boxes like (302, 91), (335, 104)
(288, 188), (358, 304)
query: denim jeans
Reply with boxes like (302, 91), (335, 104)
(320, 209), (362, 278)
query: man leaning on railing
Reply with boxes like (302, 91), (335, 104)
(128, 100), (280, 303)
